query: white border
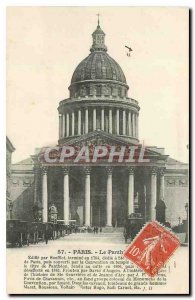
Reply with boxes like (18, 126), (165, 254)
(0, 1), (193, 299)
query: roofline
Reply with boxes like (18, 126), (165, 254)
(6, 136), (15, 152)
(58, 97), (140, 111)
(12, 169), (34, 175)
(69, 79), (129, 89)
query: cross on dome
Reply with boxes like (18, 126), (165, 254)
(96, 13), (100, 27)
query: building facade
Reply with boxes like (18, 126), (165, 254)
(10, 22), (188, 227)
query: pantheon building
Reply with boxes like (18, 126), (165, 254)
(10, 21), (188, 228)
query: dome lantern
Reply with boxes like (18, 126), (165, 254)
(90, 16), (107, 52)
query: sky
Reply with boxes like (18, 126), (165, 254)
(6, 7), (189, 163)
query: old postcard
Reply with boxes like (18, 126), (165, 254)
(6, 7), (189, 294)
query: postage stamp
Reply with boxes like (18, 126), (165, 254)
(124, 221), (180, 277)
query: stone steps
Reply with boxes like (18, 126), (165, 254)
(102, 227), (123, 233)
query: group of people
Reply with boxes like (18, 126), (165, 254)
(44, 225), (103, 243)
(93, 226), (102, 234)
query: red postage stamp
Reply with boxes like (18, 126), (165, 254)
(124, 221), (180, 277)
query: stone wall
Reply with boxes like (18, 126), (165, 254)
(10, 173), (34, 221)
(164, 174), (189, 226)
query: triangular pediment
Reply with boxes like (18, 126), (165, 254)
(36, 130), (169, 166)
(58, 130), (168, 161)
(62, 130), (136, 147)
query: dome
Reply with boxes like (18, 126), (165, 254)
(58, 19), (140, 144)
(68, 21), (129, 99)
(71, 51), (127, 84)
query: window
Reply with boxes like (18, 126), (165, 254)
(96, 86), (101, 97)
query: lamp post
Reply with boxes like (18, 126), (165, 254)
(49, 204), (58, 239)
(49, 204), (58, 224)
(8, 201), (13, 220)
(185, 203), (188, 244)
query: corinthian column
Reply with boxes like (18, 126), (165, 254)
(85, 108), (88, 134)
(128, 111), (132, 136)
(59, 114), (62, 139)
(62, 114), (66, 137)
(101, 108), (104, 131)
(106, 167), (112, 226)
(128, 167), (134, 216)
(42, 167), (48, 223)
(150, 167), (157, 221)
(63, 167), (70, 225)
(134, 114), (137, 138)
(136, 114), (139, 138)
(109, 109), (112, 134)
(72, 111), (75, 136)
(132, 113), (135, 137)
(159, 168), (165, 200)
(66, 113), (70, 137)
(84, 167), (91, 226)
(34, 167), (39, 204)
(123, 110), (126, 135)
(93, 108), (96, 131)
(78, 110), (81, 135)
(116, 109), (119, 134)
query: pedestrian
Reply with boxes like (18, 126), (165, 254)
(100, 227), (102, 233)
(45, 225), (49, 244)
(96, 227), (98, 234)
(93, 227), (96, 234)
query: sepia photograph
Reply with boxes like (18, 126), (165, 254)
(6, 7), (189, 294)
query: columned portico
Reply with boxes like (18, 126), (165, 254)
(106, 167), (112, 226)
(128, 167), (134, 216)
(63, 167), (70, 225)
(42, 167), (48, 223)
(84, 167), (91, 226)
(150, 167), (157, 220)
(38, 163), (168, 226)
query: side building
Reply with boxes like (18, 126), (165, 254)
(10, 157), (34, 221)
(6, 137), (15, 220)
